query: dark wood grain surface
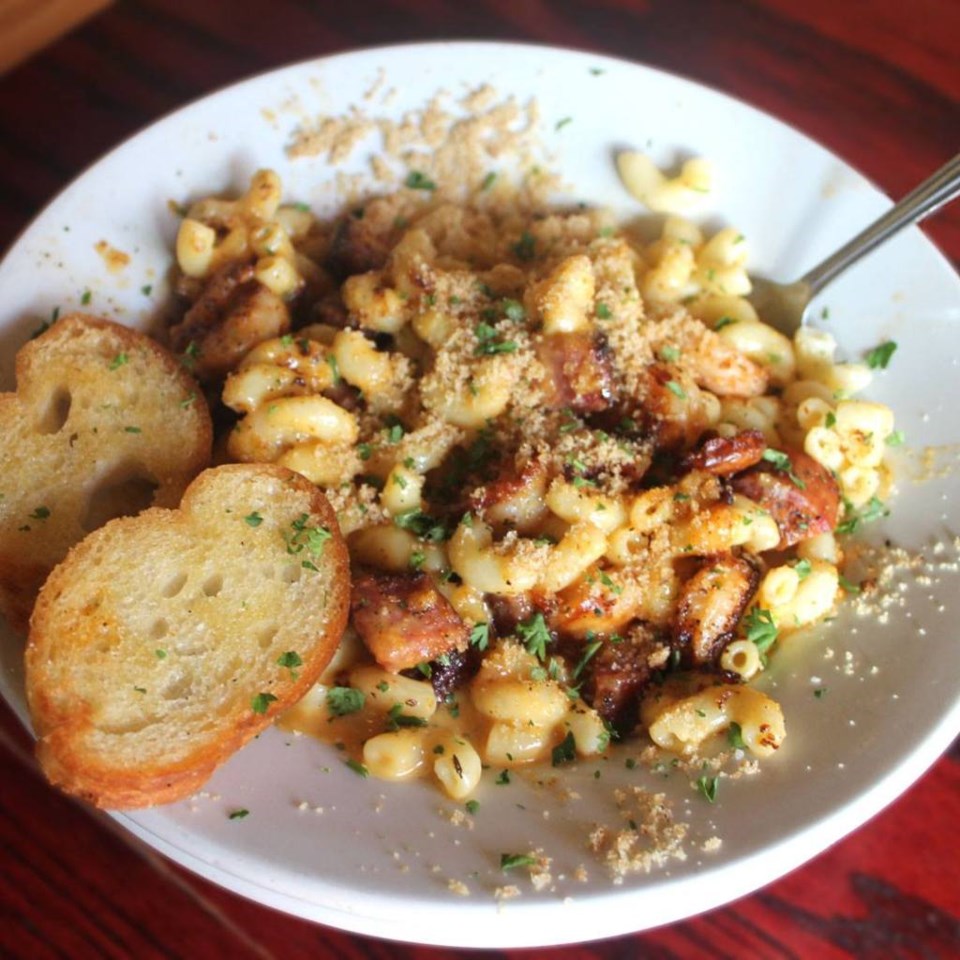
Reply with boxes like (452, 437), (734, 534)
(1, 2), (958, 957)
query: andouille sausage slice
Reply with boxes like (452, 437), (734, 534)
(731, 448), (840, 547)
(351, 569), (469, 673)
(673, 554), (759, 666)
(680, 429), (767, 476)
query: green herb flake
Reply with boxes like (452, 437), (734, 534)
(696, 775), (719, 803)
(386, 423), (405, 443)
(825, 411), (837, 428)
(762, 447), (806, 489)
(393, 509), (447, 542)
(387, 703), (428, 730)
(714, 316), (737, 330)
(277, 650), (303, 672)
(865, 340), (897, 370)
(244, 511), (263, 527)
(124, 426), (142, 434)
(555, 116), (573, 131)
(500, 852), (537, 871)
(405, 170), (436, 191)
(659, 345), (681, 363)
(516, 611), (551, 661)
(838, 574), (861, 594)
(727, 722), (746, 750)
(155, 649), (167, 660)
(512, 231), (536, 262)
(28, 506), (51, 521)
(346, 758), (369, 777)
(496, 769), (511, 785)
(481, 171), (497, 192)
(327, 686), (365, 716)
(793, 559), (812, 580)
(474, 321), (518, 356)
(469, 622), (490, 651)
(573, 640), (603, 680)
(133, 686), (147, 694)
(814, 687), (827, 699)
(744, 607), (778, 657)
(326, 353), (342, 385)
(596, 302), (612, 320)
(836, 496), (890, 535)
(80, 289), (92, 305)
(885, 430), (906, 447)
(666, 380), (686, 399)
(251, 692), (278, 714)
(501, 298), (526, 322)
(228, 808), (250, 820)
(109, 352), (129, 370)
(465, 799), (480, 815)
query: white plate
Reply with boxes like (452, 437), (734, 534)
(1, 42), (958, 948)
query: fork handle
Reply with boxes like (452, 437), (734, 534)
(801, 152), (960, 297)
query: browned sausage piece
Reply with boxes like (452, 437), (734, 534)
(680, 429), (767, 476)
(731, 448), (840, 547)
(351, 569), (469, 673)
(674, 555), (759, 666)
(536, 331), (616, 414)
(581, 624), (670, 734)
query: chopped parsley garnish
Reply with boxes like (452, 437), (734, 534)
(512, 231), (536, 262)
(743, 607), (778, 658)
(599, 571), (623, 595)
(714, 316), (737, 330)
(251, 692), (278, 714)
(865, 340), (897, 370)
(81, 289), (92, 305)
(155, 649), (167, 659)
(357, 443), (373, 461)
(572, 639), (603, 680)
(124, 426), (141, 434)
(109, 352), (129, 370)
(835, 496), (889, 535)
(555, 116), (572, 131)
(469, 622), (490, 651)
(386, 422), (405, 443)
(480, 171), (497, 191)
(762, 448), (806, 489)
(409, 550), (426, 571)
(277, 651), (303, 674)
(326, 353), (341, 385)
(596, 302), (612, 320)
(28, 506), (50, 521)
(665, 380), (686, 399)
(659, 345), (680, 363)
(465, 799), (480, 815)
(387, 703), (428, 730)
(228, 808), (250, 820)
(327, 686), (365, 716)
(495, 769), (511, 785)
(244, 511), (263, 527)
(474, 321), (518, 355)
(284, 513), (332, 561)
(885, 430), (905, 447)
(696, 775), (719, 803)
(501, 298), (526, 321)
(393, 509), (447, 541)
(727, 722), (746, 750)
(793, 558), (812, 580)
(345, 758), (369, 777)
(500, 853), (537, 871)
(405, 170), (436, 191)
(551, 731), (577, 767)
(516, 611), (551, 661)
(133, 686), (147, 694)
(838, 574), (861, 594)
(814, 687), (827, 699)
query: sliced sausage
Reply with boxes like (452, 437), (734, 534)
(536, 331), (616, 414)
(581, 624), (671, 734)
(731, 448), (840, 547)
(351, 569), (469, 673)
(680, 429), (766, 476)
(673, 554), (759, 666)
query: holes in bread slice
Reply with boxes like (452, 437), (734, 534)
(82, 462), (159, 532)
(256, 623), (278, 649)
(35, 386), (72, 434)
(201, 573), (223, 597)
(160, 572), (188, 599)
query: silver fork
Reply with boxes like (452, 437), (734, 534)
(748, 153), (960, 336)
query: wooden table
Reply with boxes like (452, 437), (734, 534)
(1, 2), (958, 957)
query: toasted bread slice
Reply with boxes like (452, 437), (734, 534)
(0, 314), (212, 632)
(25, 463), (350, 809)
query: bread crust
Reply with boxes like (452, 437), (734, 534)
(26, 463), (350, 809)
(0, 313), (213, 633)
